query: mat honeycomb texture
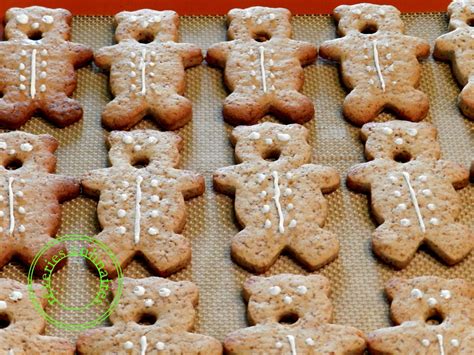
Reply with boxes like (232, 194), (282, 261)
(0, 12), (472, 343)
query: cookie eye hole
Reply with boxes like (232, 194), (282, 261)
(137, 312), (157, 325)
(131, 157), (150, 169)
(360, 23), (378, 34)
(278, 312), (299, 325)
(467, 18), (474, 27)
(5, 158), (23, 170)
(28, 30), (43, 41)
(426, 311), (444, 325)
(262, 149), (281, 162)
(0, 313), (11, 329)
(137, 32), (155, 44)
(393, 151), (412, 163)
(253, 31), (271, 42)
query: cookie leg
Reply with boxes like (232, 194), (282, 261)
(372, 223), (423, 269)
(459, 80), (474, 120)
(231, 228), (284, 273)
(270, 90), (315, 124)
(15, 237), (68, 275)
(386, 87), (429, 121)
(101, 95), (147, 130)
(424, 223), (474, 265)
(0, 93), (35, 129)
(343, 87), (384, 125)
(287, 226), (340, 270)
(140, 232), (191, 276)
(148, 93), (192, 130)
(223, 91), (268, 126)
(42, 93), (83, 127)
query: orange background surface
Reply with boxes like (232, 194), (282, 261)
(0, 0), (452, 17)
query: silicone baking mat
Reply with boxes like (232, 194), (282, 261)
(0, 12), (472, 343)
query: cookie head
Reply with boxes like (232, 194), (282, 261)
(227, 7), (292, 41)
(5, 6), (71, 41)
(448, 0), (474, 30)
(107, 130), (182, 168)
(361, 121), (440, 161)
(231, 123), (311, 165)
(333, 4), (404, 36)
(0, 132), (58, 173)
(114, 10), (179, 43)
(386, 277), (474, 326)
(243, 274), (332, 327)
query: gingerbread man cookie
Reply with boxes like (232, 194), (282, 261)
(0, 131), (79, 273)
(224, 274), (366, 354)
(82, 130), (204, 277)
(319, 4), (430, 125)
(206, 7), (317, 126)
(77, 276), (222, 354)
(0, 6), (92, 129)
(435, 0), (474, 120)
(0, 278), (75, 354)
(214, 123), (340, 273)
(347, 121), (473, 268)
(94, 10), (202, 131)
(368, 276), (474, 354)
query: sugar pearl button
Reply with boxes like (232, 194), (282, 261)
(269, 286), (281, 295)
(394, 138), (404, 145)
(156, 342), (165, 350)
(15, 191), (23, 198)
(422, 189), (432, 197)
(397, 203), (407, 210)
(407, 128), (418, 136)
(117, 209), (126, 218)
(144, 298), (154, 307)
(287, 203), (294, 210)
(411, 288), (423, 299)
(123, 341), (134, 349)
(122, 135), (133, 144)
(283, 295), (293, 304)
(305, 338), (315, 346)
(288, 219), (297, 228)
(133, 286), (145, 296)
(265, 138), (273, 145)
(400, 218), (411, 227)
(264, 219), (272, 229)
(262, 205), (270, 213)
(382, 127), (393, 135)
(16, 14), (29, 24)
(451, 339), (460, 347)
(0, 301), (7, 310)
(148, 227), (158, 235)
(18, 225), (25, 232)
(427, 203), (436, 211)
(297, 285), (307, 295)
(249, 132), (260, 140)
(393, 190), (401, 197)
(440, 290), (451, 299)
(116, 226), (126, 234)
(421, 339), (430, 347)
(427, 297), (437, 307)
(159, 287), (171, 297)
(418, 175), (427, 182)
(9, 291), (22, 301)
(429, 218), (439, 226)
(275, 342), (283, 349)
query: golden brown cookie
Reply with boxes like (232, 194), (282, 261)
(224, 274), (366, 354)
(82, 130), (205, 278)
(0, 6), (92, 129)
(214, 123), (340, 273)
(320, 4), (430, 125)
(0, 131), (79, 274)
(347, 121), (472, 268)
(206, 6), (317, 125)
(0, 278), (75, 354)
(95, 10), (202, 131)
(435, 0), (474, 120)
(76, 277), (222, 354)
(368, 276), (474, 354)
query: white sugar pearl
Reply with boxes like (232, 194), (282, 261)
(0, 212), (4, 217)
(393, 190), (401, 197)
(429, 218), (439, 225)
(133, 286), (145, 296)
(283, 295), (293, 304)
(411, 288), (423, 299)
(0, 301), (6, 310)
(418, 175), (427, 182)
(148, 227), (158, 235)
(256, 18), (263, 25)
(275, 342), (283, 349)
(397, 203), (407, 210)
(421, 339), (430, 347)
(9, 149), (16, 155)
(284, 188), (292, 196)
(297, 285), (307, 295)
(264, 219), (272, 229)
(440, 290), (451, 299)
(386, 53), (392, 60)
(120, 194), (128, 201)
(269, 286), (281, 295)
(144, 298), (154, 307)
(0, 142), (6, 149)
(42, 15), (54, 24)
(150, 210), (159, 218)
(305, 337), (315, 346)
(427, 297), (437, 307)
(18, 225), (25, 233)
(249, 132), (260, 140)
(147, 136), (157, 144)
(265, 138), (273, 145)
(117, 209), (127, 218)
(287, 203), (294, 210)
(19, 84), (26, 91)
(40, 72), (47, 79)
(383, 127), (393, 135)
(41, 49), (48, 56)
(262, 205), (270, 213)
(422, 189), (432, 197)
(451, 339), (460, 347)
(257, 173), (266, 183)
(150, 195), (160, 203)
(407, 128), (418, 136)
(151, 179), (159, 187)
(133, 144), (141, 152)
(18, 207), (25, 214)
(122, 135), (133, 144)
(123, 341), (134, 349)
(130, 84), (136, 91)
(19, 75), (26, 82)
(260, 191), (267, 198)
(20, 143), (32, 152)
(277, 133), (291, 142)
(9, 291), (22, 301)
(288, 219), (297, 229)
(388, 175), (397, 183)
(20, 50), (27, 56)
(427, 203), (436, 211)
(394, 138), (404, 145)
(156, 342), (165, 350)
(116, 226), (126, 234)
(285, 172), (292, 179)
(39, 85), (46, 93)
(159, 287), (171, 297)
(16, 14), (29, 24)
(122, 181), (129, 188)
(41, 61), (47, 67)
(400, 218), (411, 227)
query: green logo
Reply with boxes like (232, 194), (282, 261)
(27, 235), (123, 331)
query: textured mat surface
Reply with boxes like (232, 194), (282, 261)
(0, 12), (472, 342)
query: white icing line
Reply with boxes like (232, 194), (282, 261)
(8, 177), (15, 235)
(140, 335), (147, 355)
(140, 49), (147, 95)
(134, 176), (143, 244)
(401, 172), (426, 233)
(30, 49), (37, 98)
(373, 41), (386, 92)
(437, 334), (445, 355)
(258, 46), (267, 93)
(287, 335), (297, 355)
(271, 171), (284, 233)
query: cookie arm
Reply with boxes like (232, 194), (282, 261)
(300, 164), (340, 194)
(49, 175), (81, 203)
(81, 169), (109, 198)
(411, 36), (431, 59)
(346, 162), (377, 193)
(205, 42), (232, 68)
(213, 166), (240, 196)
(169, 168), (205, 200)
(319, 38), (346, 62)
(67, 42), (94, 68)
(294, 40), (318, 66)
(176, 43), (203, 68)
(94, 45), (119, 70)
(434, 33), (456, 61)
(436, 160), (469, 189)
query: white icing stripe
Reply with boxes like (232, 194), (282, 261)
(30, 49), (37, 98)
(8, 177), (15, 235)
(140, 335), (147, 355)
(271, 171), (284, 233)
(258, 46), (267, 93)
(437, 334), (445, 355)
(373, 41), (386, 92)
(134, 176), (143, 244)
(401, 172), (426, 233)
(140, 49), (147, 95)
(287, 335), (297, 355)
